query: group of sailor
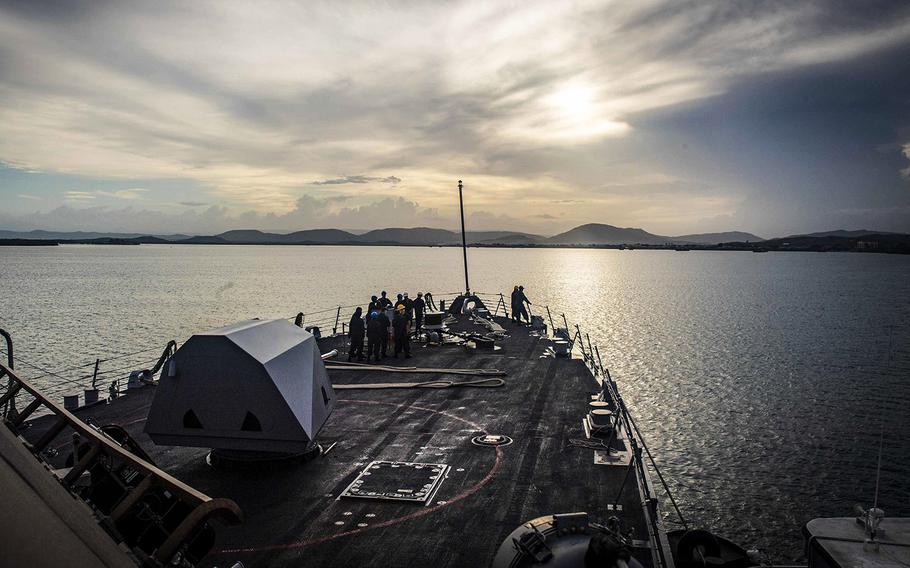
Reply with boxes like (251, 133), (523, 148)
(511, 285), (532, 324)
(347, 290), (427, 362)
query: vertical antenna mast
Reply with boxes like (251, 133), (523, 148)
(873, 420), (884, 511)
(458, 179), (470, 294)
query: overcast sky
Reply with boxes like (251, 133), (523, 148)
(1, 0), (909, 237)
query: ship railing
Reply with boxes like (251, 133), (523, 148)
(527, 305), (681, 568)
(0, 360), (242, 566)
(458, 294), (682, 568)
(0, 328), (180, 416)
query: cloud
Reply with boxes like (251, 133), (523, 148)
(902, 143), (910, 179)
(98, 187), (148, 199)
(0, 195), (442, 234)
(63, 188), (148, 201)
(17, 194), (42, 201)
(179, 200), (207, 207)
(465, 210), (537, 232)
(0, 2), (909, 235)
(95, 188), (148, 200)
(312, 175), (402, 185)
(64, 191), (95, 201)
(276, 195), (439, 230)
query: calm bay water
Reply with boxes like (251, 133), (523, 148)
(1, 244), (908, 559)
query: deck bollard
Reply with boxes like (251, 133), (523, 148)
(84, 389), (99, 405)
(63, 394), (79, 410)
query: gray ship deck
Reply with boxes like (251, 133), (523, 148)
(21, 314), (657, 567)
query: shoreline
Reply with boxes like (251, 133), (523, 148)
(1, 239), (907, 254)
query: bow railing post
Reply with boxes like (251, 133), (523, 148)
(1, 328), (15, 418)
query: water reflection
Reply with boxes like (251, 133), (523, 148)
(1, 244), (908, 559)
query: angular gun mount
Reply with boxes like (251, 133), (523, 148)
(145, 319), (336, 459)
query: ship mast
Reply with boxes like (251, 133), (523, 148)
(458, 179), (470, 295)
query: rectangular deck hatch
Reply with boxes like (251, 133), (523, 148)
(340, 461), (449, 504)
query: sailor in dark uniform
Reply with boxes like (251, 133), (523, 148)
(510, 286), (521, 322)
(393, 306), (411, 358)
(366, 311), (384, 362)
(517, 285), (532, 323)
(412, 292), (426, 337)
(377, 308), (391, 358)
(348, 307), (365, 361)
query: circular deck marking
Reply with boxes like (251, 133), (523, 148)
(218, 398), (504, 555)
(471, 434), (513, 447)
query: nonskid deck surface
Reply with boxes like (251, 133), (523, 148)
(23, 315), (651, 567)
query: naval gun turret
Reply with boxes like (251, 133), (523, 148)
(144, 319), (336, 462)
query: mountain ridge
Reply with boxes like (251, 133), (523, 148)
(5, 225), (906, 247)
(784, 229), (901, 239)
(545, 224), (765, 245)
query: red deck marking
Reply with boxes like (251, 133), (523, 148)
(217, 398), (504, 555)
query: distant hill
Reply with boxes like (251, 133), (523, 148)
(786, 229), (903, 239)
(0, 238), (59, 246)
(0, 226), (543, 245)
(351, 227), (543, 245)
(281, 229), (361, 243)
(2, 225), (903, 249)
(477, 234), (542, 245)
(216, 230), (280, 243)
(215, 229), (361, 244)
(358, 227), (458, 245)
(72, 237), (142, 245)
(547, 223), (672, 245)
(467, 231), (543, 244)
(213, 227), (545, 245)
(546, 225), (765, 245)
(757, 233), (910, 254)
(212, 227), (542, 245)
(0, 229), (189, 241)
(125, 236), (171, 244)
(672, 231), (764, 244)
(178, 235), (229, 244)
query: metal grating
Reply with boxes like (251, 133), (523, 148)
(339, 461), (449, 504)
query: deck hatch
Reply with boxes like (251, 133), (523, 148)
(340, 461), (449, 504)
